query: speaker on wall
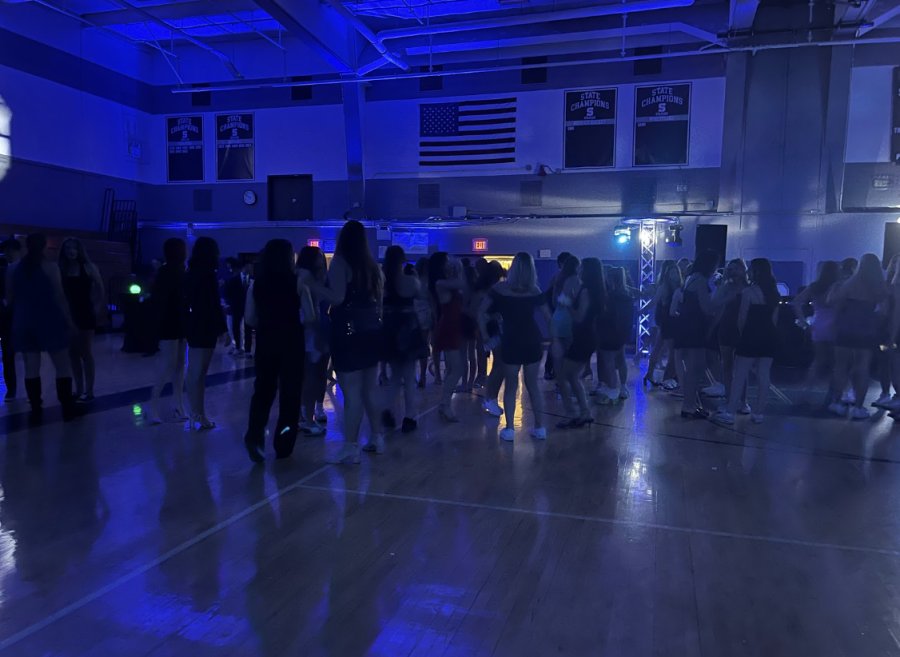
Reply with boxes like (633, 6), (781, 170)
(695, 224), (727, 268)
(883, 222), (900, 266)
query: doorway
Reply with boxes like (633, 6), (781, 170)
(268, 174), (313, 221)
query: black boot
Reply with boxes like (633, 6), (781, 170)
(273, 424), (297, 460)
(56, 377), (80, 422)
(243, 432), (265, 464)
(24, 377), (42, 423)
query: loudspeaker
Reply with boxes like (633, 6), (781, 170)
(884, 222), (900, 266)
(695, 224), (727, 268)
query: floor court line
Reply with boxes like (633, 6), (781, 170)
(293, 483), (900, 558)
(0, 400), (443, 653)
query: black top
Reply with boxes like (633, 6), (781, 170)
(736, 301), (779, 359)
(254, 275), (303, 357)
(598, 291), (633, 350)
(718, 292), (742, 348)
(567, 286), (598, 363)
(185, 267), (227, 349)
(152, 263), (188, 341)
(674, 277), (711, 349)
(490, 290), (544, 366)
(62, 263), (96, 331)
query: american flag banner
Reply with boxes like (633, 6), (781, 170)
(419, 97), (517, 167)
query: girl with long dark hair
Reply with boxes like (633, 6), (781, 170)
(6, 233), (78, 422)
(147, 238), (189, 424)
(714, 258), (780, 424)
(413, 257), (433, 387)
(59, 237), (104, 403)
(829, 253), (886, 418)
(381, 245), (427, 433)
(325, 220), (385, 463)
(645, 263), (681, 388)
(792, 260), (840, 405)
(595, 267), (633, 403)
(296, 245), (330, 434)
(184, 236), (228, 430)
(713, 258), (750, 415)
(478, 252), (551, 441)
(672, 248), (719, 419)
(555, 257), (605, 428)
(474, 260), (505, 417)
(430, 251), (468, 421)
(550, 255), (581, 375)
(243, 239), (316, 463)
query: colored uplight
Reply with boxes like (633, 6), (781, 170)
(614, 226), (631, 245)
(308, 238), (321, 248)
(129, 284), (142, 294)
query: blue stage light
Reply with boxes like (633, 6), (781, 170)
(614, 226), (631, 245)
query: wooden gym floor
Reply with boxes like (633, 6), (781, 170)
(0, 335), (899, 656)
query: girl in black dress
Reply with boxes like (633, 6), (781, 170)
(243, 239), (316, 463)
(147, 238), (189, 424)
(715, 258), (780, 425)
(474, 261), (505, 417)
(478, 252), (551, 442)
(713, 258), (750, 415)
(59, 238), (104, 403)
(829, 253), (886, 419)
(555, 257), (605, 428)
(184, 237), (228, 430)
(381, 245), (427, 433)
(321, 220), (384, 464)
(596, 268), (633, 403)
(672, 249), (719, 419)
(645, 263), (681, 388)
(297, 245), (330, 434)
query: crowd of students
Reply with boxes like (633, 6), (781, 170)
(2, 222), (897, 463)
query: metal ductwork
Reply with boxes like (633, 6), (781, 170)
(321, 0), (409, 70)
(374, 0), (696, 44)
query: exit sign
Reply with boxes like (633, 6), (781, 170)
(307, 239), (321, 248)
(472, 238), (488, 252)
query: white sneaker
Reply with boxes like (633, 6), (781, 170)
(713, 411), (734, 425)
(873, 394), (893, 408)
(530, 427), (546, 440)
(738, 403), (752, 415)
(618, 385), (630, 399)
(841, 390), (856, 405)
(751, 414), (764, 424)
(827, 402), (847, 416)
(662, 379), (678, 390)
(701, 383), (726, 397)
(482, 398), (503, 417)
(500, 427), (515, 442)
(850, 406), (871, 420)
(716, 404), (728, 414)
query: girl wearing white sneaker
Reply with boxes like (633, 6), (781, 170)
(714, 259), (780, 425)
(792, 260), (840, 407)
(829, 253), (886, 420)
(714, 259), (750, 416)
(480, 253), (551, 442)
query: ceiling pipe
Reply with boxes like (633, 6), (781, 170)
(374, 0), (696, 44)
(104, 0), (243, 78)
(29, 0), (178, 58)
(320, 0), (410, 71)
(171, 33), (900, 93)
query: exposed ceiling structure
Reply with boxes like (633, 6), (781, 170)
(9, 0), (900, 83)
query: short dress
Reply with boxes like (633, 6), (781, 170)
(382, 282), (427, 362)
(736, 302), (779, 359)
(835, 298), (879, 350)
(62, 264), (96, 331)
(152, 264), (187, 341)
(717, 293), (742, 349)
(597, 291), (634, 351)
(434, 290), (464, 352)
(674, 279), (711, 350)
(810, 299), (836, 344)
(656, 296), (676, 341)
(185, 267), (227, 349)
(566, 287), (597, 363)
(329, 276), (383, 372)
(490, 290), (544, 366)
(10, 263), (70, 354)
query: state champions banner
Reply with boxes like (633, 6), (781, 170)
(633, 83), (691, 167)
(563, 88), (616, 169)
(216, 113), (255, 181)
(166, 115), (204, 182)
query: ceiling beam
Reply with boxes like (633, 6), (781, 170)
(249, 0), (356, 72)
(858, 0), (900, 35)
(729, 0), (760, 31)
(82, 0), (258, 26)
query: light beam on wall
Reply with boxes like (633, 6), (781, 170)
(0, 96), (10, 184)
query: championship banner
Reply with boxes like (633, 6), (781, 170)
(166, 116), (203, 183)
(564, 88), (616, 169)
(891, 68), (900, 164)
(634, 83), (691, 167)
(216, 113), (254, 181)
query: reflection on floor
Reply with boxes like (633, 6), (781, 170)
(0, 335), (899, 656)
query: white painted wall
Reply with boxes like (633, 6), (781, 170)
(143, 103), (348, 184)
(846, 65), (893, 163)
(364, 77), (726, 177)
(0, 64), (148, 181)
